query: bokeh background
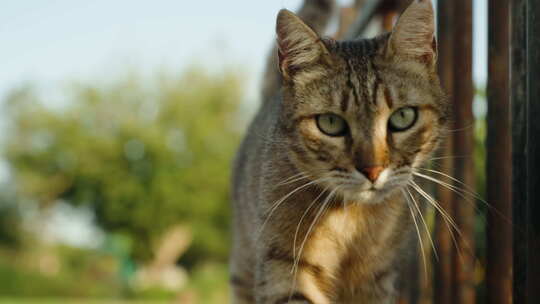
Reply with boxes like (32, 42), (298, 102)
(0, 1), (488, 303)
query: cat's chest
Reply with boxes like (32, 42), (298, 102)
(302, 203), (404, 298)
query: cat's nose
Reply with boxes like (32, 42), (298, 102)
(358, 166), (384, 183)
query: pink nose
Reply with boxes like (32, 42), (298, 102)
(359, 166), (384, 182)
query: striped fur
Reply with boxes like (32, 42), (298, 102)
(261, 0), (336, 103)
(231, 1), (447, 303)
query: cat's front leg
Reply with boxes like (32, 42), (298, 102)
(254, 246), (331, 304)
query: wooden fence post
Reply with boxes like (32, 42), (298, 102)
(525, 0), (540, 299)
(452, 0), (476, 303)
(510, 1), (527, 302)
(486, 0), (512, 303)
(434, 0), (455, 303)
(512, 0), (540, 302)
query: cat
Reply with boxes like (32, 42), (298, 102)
(230, 0), (448, 303)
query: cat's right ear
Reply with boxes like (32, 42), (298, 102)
(386, 0), (437, 67)
(276, 9), (331, 82)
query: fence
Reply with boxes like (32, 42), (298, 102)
(337, 0), (538, 303)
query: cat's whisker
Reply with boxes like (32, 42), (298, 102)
(276, 169), (344, 186)
(278, 168), (341, 188)
(384, 180), (408, 188)
(418, 168), (474, 191)
(384, 175), (410, 184)
(406, 187), (439, 261)
(279, 171), (309, 182)
(427, 155), (473, 162)
(412, 171), (508, 226)
(414, 171), (484, 204)
(292, 186), (329, 260)
(445, 123), (475, 133)
(276, 172), (311, 187)
(334, 181), (360, 188)
(392, 167), (412, 175)
(341, 190), (351, 233)
(290, 187), (338, 300)
(408, 182), (470, 264)
(415, 169), (514, 223)
(409, 181), (459, 233)
(292, 187), (336, 273)
(277, 169), (330, 185)
(427, 156), (472, 171)
(257, 176), (330, 239)
(401, 188), (428, 278)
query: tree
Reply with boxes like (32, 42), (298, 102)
(3, 67), (244, 264)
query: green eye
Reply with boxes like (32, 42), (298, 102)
(388, 107), (418, 132)
(316, 113), (348, 136)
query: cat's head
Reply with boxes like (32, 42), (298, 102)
(276, 0), (448, 204)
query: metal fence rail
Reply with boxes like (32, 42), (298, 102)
(342, 0), (538, 302)
(512, 0), (540, 302)
(486, 0), (512, 303)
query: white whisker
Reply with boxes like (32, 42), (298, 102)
(427, 155), (473, 161)
(401, 188), (428, 278)
(409, 181), (469, 265)
(289, 187), (338, 301)
(257, 176), (331, 239)
(412, 171), (507, 226)
(292, 186), (328, 259)
(414, 171), (484, 204)
(277, 171), (310, 186)
(406, 188), (438, 260)
(409, 181), (459, 232)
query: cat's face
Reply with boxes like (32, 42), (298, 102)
(276, 0), (447, 204)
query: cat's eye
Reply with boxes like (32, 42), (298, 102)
(316, 113), (348, 136)
(388, 107), (418, 132)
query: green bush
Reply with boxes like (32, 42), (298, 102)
(3, 67), (244, 266)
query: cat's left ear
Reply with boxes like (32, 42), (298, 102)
(276, 9), (331, 82)
(386, 0), (437, 67)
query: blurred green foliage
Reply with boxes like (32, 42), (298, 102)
(2, 67), (243, 265)
(0, 193), (21, 248)
(0, 245), (123, 298)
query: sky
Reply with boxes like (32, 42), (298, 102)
(0, 0), (487, 105)
(0, 0), (487, 247)
(0, 0), (310, 103)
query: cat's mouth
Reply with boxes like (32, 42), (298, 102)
(345, 186), (399, 204)
(328, 167), (412, 204)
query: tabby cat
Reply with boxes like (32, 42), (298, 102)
(231, 0), (448, 303)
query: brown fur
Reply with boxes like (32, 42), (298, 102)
(262, 0), (337, 103)
(231, 1), (448, 303)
